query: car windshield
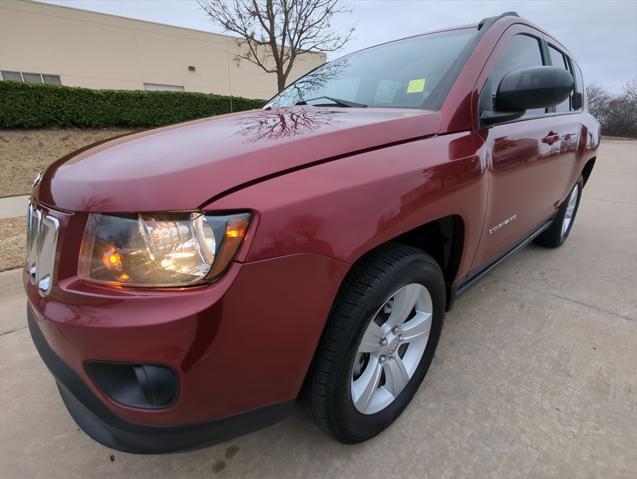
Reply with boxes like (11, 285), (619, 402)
(265, 28), (476, 110)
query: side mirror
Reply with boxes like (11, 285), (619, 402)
(481, 66), (574, 125)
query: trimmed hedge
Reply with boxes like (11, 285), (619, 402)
(0, 81), (265, 129)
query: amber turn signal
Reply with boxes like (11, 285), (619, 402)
(206, 214), (251, 279)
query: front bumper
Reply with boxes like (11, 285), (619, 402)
(28, 306), (292, 453)
(26, 249), (348, 453)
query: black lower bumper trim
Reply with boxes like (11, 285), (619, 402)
(27, 305), (293, 454)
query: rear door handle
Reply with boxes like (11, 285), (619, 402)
(542, 131), (560, 145)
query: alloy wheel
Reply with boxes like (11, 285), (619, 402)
(351, 283), (433, 415)
(562, 184), (579, 238)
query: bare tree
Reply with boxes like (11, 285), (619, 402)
(622, 78), (637, 102)
(198, 0), (354, 92)
(236, 106), (340, 141)
(586, 83), (611, 123)
(586, 80), (637, 139)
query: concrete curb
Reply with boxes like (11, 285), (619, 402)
(0, 195), (29, 219)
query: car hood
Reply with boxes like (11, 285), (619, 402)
(36, 106), (441, 212)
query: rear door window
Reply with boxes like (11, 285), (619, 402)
(572, 61), (585, 110)
(548, 45), (572, 113)
(487, 34), (546, 118)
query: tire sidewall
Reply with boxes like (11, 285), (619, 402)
(331, 257), (445, 442)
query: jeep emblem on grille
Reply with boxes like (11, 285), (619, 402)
(26, 200), (59, 296)
(32, 170), (44, 188)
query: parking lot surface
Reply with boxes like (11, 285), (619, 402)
(1, 140), (635, 478)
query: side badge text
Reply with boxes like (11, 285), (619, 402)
(489, 214), (517, 235)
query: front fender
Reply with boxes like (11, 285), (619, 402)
(206, 131), (487, 281)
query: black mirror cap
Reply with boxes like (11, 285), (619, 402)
(495, 66), (574, 112)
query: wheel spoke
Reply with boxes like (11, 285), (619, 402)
(385, 284), (421, 329)
(400, 311), (432, 343)
(351, 281), (434, 415)
(562, 185), (579, 236)
(358, 321), (385, 353)
(569, 187), (578, 207)
(352, 358), (382, 411)
(383, 357), (410, 397)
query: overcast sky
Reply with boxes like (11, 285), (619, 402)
(41, 0), (637, 93)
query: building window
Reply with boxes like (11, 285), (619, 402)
(1, 71), (22, 81)
(22, 72), (44, 83)
(143, 83), (184, 92)
(0, 71), (61, 85)
(42, 74), (62, 85)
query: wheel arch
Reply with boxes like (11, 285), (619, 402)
(299, 216), (465, 402)
(581, 157), (596, 186)
(390, 215), (465, 290)
(338, 214), (466, 315)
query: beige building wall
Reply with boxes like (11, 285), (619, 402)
(0, 0), (325, 99)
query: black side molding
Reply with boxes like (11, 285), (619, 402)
(27, 306), (293, 454)
(447, 218), (552, 310)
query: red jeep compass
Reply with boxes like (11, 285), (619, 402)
(26, 12), (599, 453)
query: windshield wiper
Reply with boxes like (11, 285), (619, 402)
(296, 96), (367, 108)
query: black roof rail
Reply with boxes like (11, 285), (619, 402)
(477, 11), (520, 30)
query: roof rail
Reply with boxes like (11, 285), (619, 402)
(477, 11), (520, 30)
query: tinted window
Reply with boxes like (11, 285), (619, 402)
(266, 28), (476, 110)
(1, 71), (22, 81)
(572, 62), (585, 110)
(22, 73), (43, 84)
(548, 45), (571, 112)
(42, 74), (62, 85)
(1, 71), (62, 85)
(488, 34), (545, 118)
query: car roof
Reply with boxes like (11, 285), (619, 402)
(482, 12), (575, 59)
(346, 12), (573, 61)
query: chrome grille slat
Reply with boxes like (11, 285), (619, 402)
(26, 200), (59, 295)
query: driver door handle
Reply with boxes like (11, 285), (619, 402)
(542, 131), (560, 145)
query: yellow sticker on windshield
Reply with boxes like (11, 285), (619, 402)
(407, 79), (426, 93)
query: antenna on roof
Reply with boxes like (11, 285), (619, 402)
(478, 11), (520, 30)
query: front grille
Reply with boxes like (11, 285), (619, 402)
(26, 200), (59, 295)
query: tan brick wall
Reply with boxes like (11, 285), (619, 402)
(0, 0), (325, 99)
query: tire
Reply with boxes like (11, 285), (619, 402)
(303, 243), (446, 444)
(534, 176), (584, 248)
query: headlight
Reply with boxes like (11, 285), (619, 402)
(78, 212), (250, 287)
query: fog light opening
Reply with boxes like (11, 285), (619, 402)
(86, 362), (179, 410)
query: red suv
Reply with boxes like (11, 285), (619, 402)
(26, 12), (599, 453)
